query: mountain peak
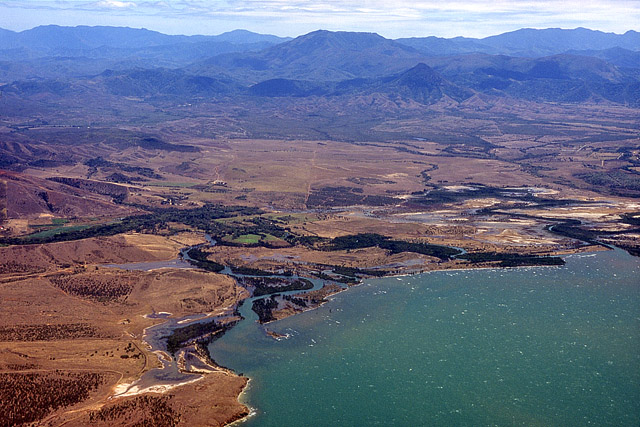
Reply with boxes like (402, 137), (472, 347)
(378, 63), (472, 104)
(204, 29), (426, 81)
(392, 63), (443, 87)
(214, 29), (290, 44)
(289, 30), (390, 51)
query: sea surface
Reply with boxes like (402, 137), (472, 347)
(209, 249), (640, 426)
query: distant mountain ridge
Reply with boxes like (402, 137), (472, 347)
(0, 25), (291, 67)
(193, 30), (426, 81)
(396, 27), (640, 57)
(3, 25), (637, 64)
(0, 25), (291, 51)
(1, 25), (639, 107)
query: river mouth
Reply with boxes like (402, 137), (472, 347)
(110, 234), (331, 398)
(208, 248), (640, 427)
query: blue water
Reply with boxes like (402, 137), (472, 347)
(209, 249), (640, 426)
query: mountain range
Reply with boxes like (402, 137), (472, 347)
(1, 25), (639, 107)
(398, 27), (640, 57)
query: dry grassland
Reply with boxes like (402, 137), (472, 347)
(0, 233), (250, 426)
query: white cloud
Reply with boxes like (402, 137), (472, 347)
(95, 0), (137, 8)
(0, 0), (637, 37)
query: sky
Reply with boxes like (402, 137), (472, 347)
(0, 0), (638, 39)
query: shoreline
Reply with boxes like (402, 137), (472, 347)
(103, 242), (610, 425)
(105, 300), (250, 424)
(214, 246), (639, 426)
(227, 378), (257, 427)
(220, 246), (621, 425)
(215, 249), (592, 425)
(261, 284), (349, 327)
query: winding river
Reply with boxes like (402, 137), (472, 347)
(107, 235), (328, 396)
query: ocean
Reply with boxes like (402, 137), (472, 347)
(209, 248), (640, 426)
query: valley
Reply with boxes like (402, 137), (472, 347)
(0, 25), (639, 426)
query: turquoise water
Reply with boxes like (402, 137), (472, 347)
(209, 249), (640, 426)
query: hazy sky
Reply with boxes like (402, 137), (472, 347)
(0, 0), (638, 38)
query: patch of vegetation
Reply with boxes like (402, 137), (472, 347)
(0, 262), (45, 274)
(0, 323), (99, 341)
(229, 265), (274, 276)
(413, 184), (535, 207)
(85, 157), (163, 180)
(331, 265), (388, 278)
(547, 222), (603, 246)
(252, 296), (279, 324)
(226, 233), (262, 244)
(1, 204), (262, 245)
(380, 239), (461, 260)
(24, 224), (90, 239)
(213, 215), (302, 248)
(575, 169), (640, 197)
(49, 274), (133, 303)
(165, 319), (229, 354)
(459, 252), (565, 267)
(89, 395), (181, 426)
(105, 172), (136, 184)
(0, 371), (105, 426)
(239, 277), (313, 296)
(136, 137), (198, 153)
(621, 212), (640, 226)
(347, 177), (395, 185)
(184, 247), (225, 273)
(323, 233), (461, 260)
(325, 233), (388, 250)
(281, 294), (308, 308)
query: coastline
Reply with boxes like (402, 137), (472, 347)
(214, 246), (608, 425)
(106, 307), (251, 425)
(99, 242), (610, 426)
(226, 378), (257, 427)
(209, 247), (640, 427)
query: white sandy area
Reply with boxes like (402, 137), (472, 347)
(111, 376), (203, 398)
(142, 312), (173, 319)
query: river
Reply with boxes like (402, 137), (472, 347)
(209, 248), (640, 426)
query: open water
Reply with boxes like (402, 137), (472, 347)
(209, 248), (640, 426)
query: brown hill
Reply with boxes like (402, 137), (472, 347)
(1, 170), (132, 219)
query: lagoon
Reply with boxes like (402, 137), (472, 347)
(209, 249), (640, 426)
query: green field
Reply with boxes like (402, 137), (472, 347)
(26, 225), (91, 239)
(227, 234), (262, 244)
